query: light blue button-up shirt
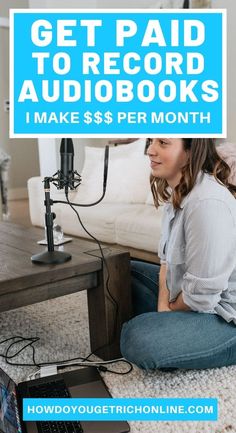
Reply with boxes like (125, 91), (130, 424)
(158, 171), (236, 324)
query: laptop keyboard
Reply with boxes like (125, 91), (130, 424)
(29, 379), (71, 398)
(29, 379), (83, 433)
(36, 421), (83, 433)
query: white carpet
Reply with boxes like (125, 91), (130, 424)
(0, 291), (235, 433)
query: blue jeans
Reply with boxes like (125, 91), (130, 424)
(120, 261), (236, 370)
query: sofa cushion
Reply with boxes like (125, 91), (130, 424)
(55, 202), (137, 243)
(27, 176), (142, 244)
(115, 205), (164, 253)
(145, 190), (155, 206)
(80, 138), (151, 204)
(27, 177), (46, 227)
(27, 176), (78, 227)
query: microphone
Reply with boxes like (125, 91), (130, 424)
(59, 138), (75, 190)
(52, 138), (81, 191)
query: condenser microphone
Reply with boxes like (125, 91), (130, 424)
(32, 142), (109, 265)
(59, 138), (75, 190)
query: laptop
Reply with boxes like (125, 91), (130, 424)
(0, 366), (130, 433)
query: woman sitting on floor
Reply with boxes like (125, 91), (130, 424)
(121, 138), (236, 370)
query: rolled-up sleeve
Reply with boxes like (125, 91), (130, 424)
(182, 199), (236, 313)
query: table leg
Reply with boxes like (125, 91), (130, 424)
(87, 250), (132, 360)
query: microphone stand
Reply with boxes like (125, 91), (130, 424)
(31, 146), (109, 266)
(31, 177), (72, 264)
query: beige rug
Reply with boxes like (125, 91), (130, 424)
(0, 291), (235, 433)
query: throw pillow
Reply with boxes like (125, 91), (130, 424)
(77, 138), (151, 204)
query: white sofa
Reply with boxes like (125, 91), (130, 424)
(27, 139), (163, 262)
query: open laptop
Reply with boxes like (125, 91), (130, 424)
(0, 366), (130, 433)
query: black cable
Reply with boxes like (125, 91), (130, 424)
(1, 338), (84, 369)
(0, 336), (38, 359)
(0, 336), (28, 345)
(64, 188), (119, 350)
(49, 145), (119, 358)
(5, 337), (40, 359)
(53, 146), (109, 208)
(0, 148), (132, 375)
(60, 145), (121, 358)
(64, 188), (113, 309)
(0, 336), (40, 367)
(53, 194), (106, 208)
(0, 336), (133, 375)
(57, 360), (133, 376)
(98, 366), (133, 375)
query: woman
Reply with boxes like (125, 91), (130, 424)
(120, 138), (236, 370)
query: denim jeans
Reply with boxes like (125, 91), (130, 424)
(120, 260), (236, 370)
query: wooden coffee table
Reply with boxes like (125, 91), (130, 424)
(0, 223), (132, 360)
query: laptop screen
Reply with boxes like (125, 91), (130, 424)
(0, 368), (20, 433)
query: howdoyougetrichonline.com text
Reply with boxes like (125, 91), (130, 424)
(23, 398), (218, 421)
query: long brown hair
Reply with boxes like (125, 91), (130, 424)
(149, 138), (236, 209)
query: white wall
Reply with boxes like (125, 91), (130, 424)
(0, 0), (28, 15)
(0, 0), (40, 199)
(96, 0), (160, 7)
(29, 0), (96, 7)
(211, 0), (236, 143)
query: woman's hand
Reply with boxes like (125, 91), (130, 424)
(169, 292), (191, 311)
(158, 303), (172, 312)
(158, 264), (172, 312)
